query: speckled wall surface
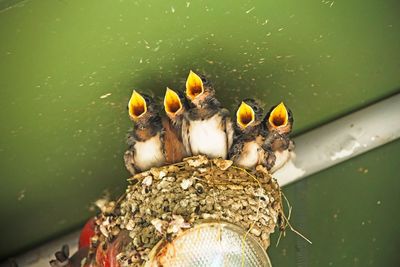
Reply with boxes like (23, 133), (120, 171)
(0, 0), (399, 264)
(269, 139), (400, 266)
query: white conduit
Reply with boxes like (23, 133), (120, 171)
(274, 93), (400, 187)
(3, 93), (400, 266)
(0, 231), (79, 267)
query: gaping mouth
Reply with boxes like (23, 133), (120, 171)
(185, 70), (204, 100)
(164, 87), (182, 115)
(237, 101), (255, 128)
(128, 90), (147, 119)
(269, 102), (288, 128)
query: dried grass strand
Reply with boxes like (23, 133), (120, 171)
(276, 191), (312, 246)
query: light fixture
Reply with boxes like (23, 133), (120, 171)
(146, 222), (272, 267)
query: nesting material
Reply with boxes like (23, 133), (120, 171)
(92, 155), (283, 266)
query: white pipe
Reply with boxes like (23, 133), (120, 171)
(0, 231), (79, 267)
(274, 93), (400, 187)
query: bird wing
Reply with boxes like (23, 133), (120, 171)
(288, 139), (295, 151)
(228, 136), (244, 161)
(162, 117), (187, 163)
(225, 116), (234, 150)
(262, 148), (276, 171)
(220, 108), (234, 152)
(124, 149), (136, 175)
(124, 132), (137, 175)
(181, 118), (192, 156)
(159, 123), (167, 159)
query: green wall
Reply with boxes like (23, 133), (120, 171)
(270, 140), (400, 266)
(1, 0), (399, 264)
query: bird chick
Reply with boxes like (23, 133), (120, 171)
(124, 90), (165, 175)
(229, 99), (275, 170)
(263, 102), (294, 173)
(182, 70), (233, 159)
(162, 87), (189, 163)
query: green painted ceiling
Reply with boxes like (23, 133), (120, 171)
(0, 0), (399, 264)
(270, 139), (400, 267)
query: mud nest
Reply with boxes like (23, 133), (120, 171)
(92, 155), (283, 266)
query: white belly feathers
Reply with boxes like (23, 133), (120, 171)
(270, 150), (290, 173)
(236, 142), (261, 169)
(188, 114), (228, 159)
(134, 133), (165, 171)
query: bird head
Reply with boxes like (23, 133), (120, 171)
(265, 102), (293, 134)
(235, 99), (264, 131)
(128, 90), (159, 126)
(164, 87), (186, 123)
(185, 70), (215, 107)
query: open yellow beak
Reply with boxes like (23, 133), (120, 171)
(185, 70), (204, 100)
(269, 102), (289, 128)
(128, 90), (147, 119)
(237, 101), (255, 128)
(164, 87), (182, 115)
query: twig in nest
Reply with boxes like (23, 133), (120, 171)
(276, 190), (312, 247)
(282, 192), (292, 221)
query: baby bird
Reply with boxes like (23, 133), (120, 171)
(263, 102), (294, 173)
(124, 90), (165, 175)
(229, 99), (274, 169)
(182, 70), (233, 159)
(162, 87), (189, 163)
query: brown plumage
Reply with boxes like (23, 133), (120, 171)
(124, 91), (166, 175)
(162, 117), (187, 164)
(182, 70), (234, 159)
(163, 87), (190, 163)
(262, 102), (294, 172)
